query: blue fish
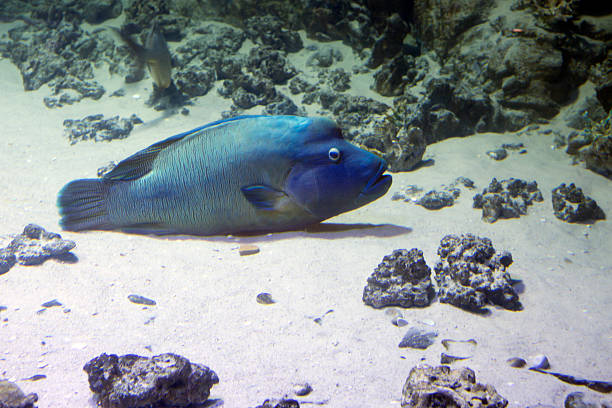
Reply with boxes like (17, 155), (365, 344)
(57, 115), (392, 235)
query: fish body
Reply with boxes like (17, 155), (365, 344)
(112, 22), (172, 89)
(57, 115), (392, 236)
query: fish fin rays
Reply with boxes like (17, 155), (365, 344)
(103, 133), (187, 181)
(57, 179), (112, 231)
(241, 184), (313, 216)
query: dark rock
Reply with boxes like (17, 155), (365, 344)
(0, 249), (16, 275)
(363, 248), (435, 309)
(256, 293), (275, 305)
(417, 190), (456, 210)
(4, 224), (75, 268)
(415, 0), (494, 58)
(41, 299), (62, 308)
(247, 47), (296, 85)
(327, 68), (351, 92)
(174, 67), (215, 97)
(127, 295), (156, 306)
(552, 183), (605, 223)
(254, 399), (300, 408)
(565, 391), (612, 408)
(263, 95), (301, 116)
(434, 234), (522, 312)
(0, 21), (109, 104)
(82, 0), (122, 24)
(401, 365), (508, 408)
(473, 178), (544, 223)
(63, 114), (142, 144)
(507, 357), (527, 368)
(399, 327), (438, 349)
(487, 148), (508, 160)
(288, 77), (318, 95)
(0, 379), (38, 408)
(367, 13), (410, 69)
(83, 352), (218, 408)
(373, 54), (415, 97)
(124, 0), (170, 31)
(245, 15), (303, 53)
(305, 47), (343, 68)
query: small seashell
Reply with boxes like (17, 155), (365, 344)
(239, 244), (260, 256)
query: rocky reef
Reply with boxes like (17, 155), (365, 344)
(2, 0), (609, 164)
(434, 234), (522, 312)
(83, 352), (218, 408)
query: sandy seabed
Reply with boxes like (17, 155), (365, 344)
(0, 22), (611, 408)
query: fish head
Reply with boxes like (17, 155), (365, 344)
(285, 117), (392, 220)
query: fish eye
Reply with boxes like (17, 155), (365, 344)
(328, 147), (341, 162)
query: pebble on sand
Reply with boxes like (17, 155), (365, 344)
(127, 294), (157, 306)
(239, 244), (260, 256)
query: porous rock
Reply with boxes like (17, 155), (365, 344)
(0, 379), (38, 408)
(83, 352), (218, 408)
(4, 224), (75, 268)
(417, 190), (457, 210)
(473, 178), (544, 223)
(63, 114), (142, 144)
(434, 234), (521, 312)
(401, 365), (508, 408)
(245, 15), (303, 53)
(363, 249), (435, 309)
(552, 183), (605, 223)
(254, 399), (300, 408)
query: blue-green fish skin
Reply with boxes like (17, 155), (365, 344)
(57, 115), (392, 235)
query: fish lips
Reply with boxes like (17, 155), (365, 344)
(355, 162), (392, 206)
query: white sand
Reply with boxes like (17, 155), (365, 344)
(1, 23), (611, 408)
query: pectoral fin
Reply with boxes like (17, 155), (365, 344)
(241, 185), (289, 211)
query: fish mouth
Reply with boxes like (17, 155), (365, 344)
(359, 162), (392, 199)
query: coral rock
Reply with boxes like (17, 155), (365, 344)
(83, 352), (218, 408)
(552, 183), (605, 223)
(434, 234), (521, 312)
(401, 365), (508, 408)
(363, 249), (434, 308)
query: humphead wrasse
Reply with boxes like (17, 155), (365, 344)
(57, 115), (392, 235)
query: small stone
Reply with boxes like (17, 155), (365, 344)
(507, 357), (527, 368)
(293, 382), (313, 396)
(384, 308), (403, 318)
(41, 299), (62, 308)
(487, 148), (508, 160)
(256, 293), (275, 305)
(127, 294), (156, 306)
(528, 354), (550, 369)
(239, 244), (260, 256)
(392, 316), (409, 327)
(399, 327), (438, 349)
(440, 339), (477, 360)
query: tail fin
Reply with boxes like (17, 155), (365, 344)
(57, 179), (113, 231)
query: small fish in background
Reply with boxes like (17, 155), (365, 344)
(110, 21), (172, 90)
(57, 115), (392, 236)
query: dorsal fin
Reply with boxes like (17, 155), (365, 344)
(103, 115), (269, 182)
(103, 133), (187, 181)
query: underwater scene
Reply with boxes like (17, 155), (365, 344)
(0, 0), (611, 407)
